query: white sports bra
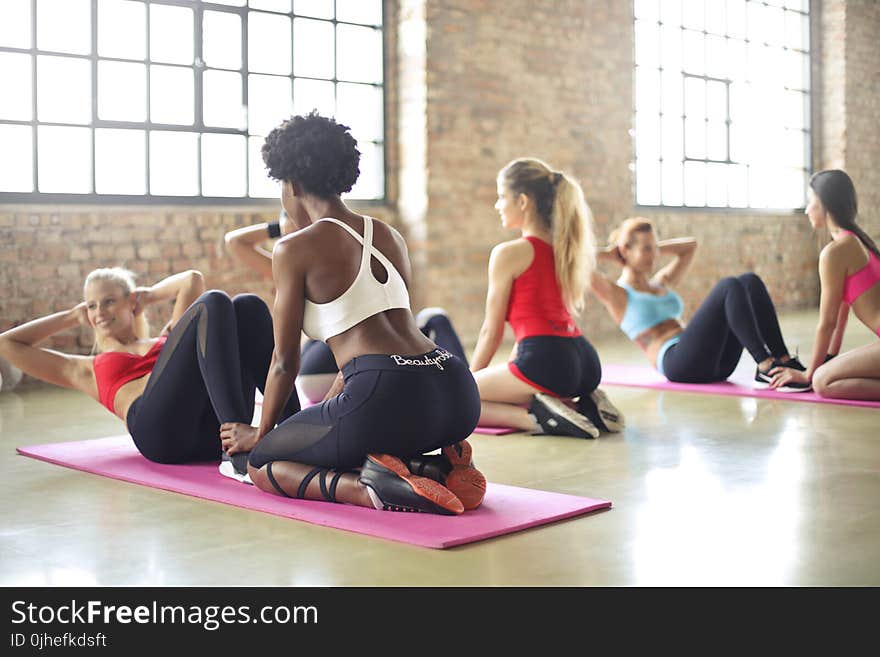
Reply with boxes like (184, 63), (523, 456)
(302, 216), (411, 342)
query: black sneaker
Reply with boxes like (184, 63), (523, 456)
(755, 361), (812, 393)
(577, 388), (625, 433)
(359, 454), (463, 515)
(219, 451), (253, 485)
(529, 393), (600, 439)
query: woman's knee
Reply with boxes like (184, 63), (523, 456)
(232, 293), (269, 316)
(812, 364), (833, 397)
(715, 276), (741, 291)
(197, 289), (233, 311)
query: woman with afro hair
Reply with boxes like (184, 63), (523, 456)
(218, 112), (485, 515)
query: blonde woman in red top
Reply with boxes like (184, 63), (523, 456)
(467, 158), (624, 438)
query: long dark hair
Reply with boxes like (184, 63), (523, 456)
(810, 169), (879, 257)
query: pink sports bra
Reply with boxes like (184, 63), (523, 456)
(837, 230), (880, 305)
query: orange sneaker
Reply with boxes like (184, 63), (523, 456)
(406, 440), (486, 511)
(359, 454), (464, 515)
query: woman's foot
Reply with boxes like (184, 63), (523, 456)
(219, 451), (253, 485)
(529, 393), (600, 439)
(359, 454), (464, 515)
(577, 388), (625, 433)
(405, 440), (486, 511)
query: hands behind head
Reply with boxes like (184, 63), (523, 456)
(131, 287), (153, 316)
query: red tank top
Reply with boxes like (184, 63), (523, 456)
(93, 337), (166, 413)
(506, 237), (581, 341)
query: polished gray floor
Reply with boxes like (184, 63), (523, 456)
(1, 310), (877, 586)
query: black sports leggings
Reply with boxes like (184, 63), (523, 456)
(298, 311), (469, 375)
(126, 291), (300, 464)
(661, 273), (789, 383)
(249, 349), (480, 470)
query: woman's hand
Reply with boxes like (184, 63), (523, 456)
(322, 371), (345, 401)
(769, 367), (811, 390)
(131, 287), (153, 316)
(70, 302), (89, 327)
(220, 422), (260, 455)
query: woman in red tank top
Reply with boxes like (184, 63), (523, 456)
(467, 158), (625, 439)
(0, 266), (295, 464)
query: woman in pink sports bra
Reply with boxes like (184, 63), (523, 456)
(770, 169), (880, 399)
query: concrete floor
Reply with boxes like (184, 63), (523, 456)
(1, 309), (877, 586)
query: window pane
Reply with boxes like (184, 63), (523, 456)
(684, 76), (704, 120)
(635, 66), (660, 115)
(212, 0), (246, 6)
(785, 10), (809, 50)
(706, 162), (727, 206)
(660, 0), (681, 26)
(0, 53), (33, 121)
(204, 11), (242, 70)
(661, 160), (683, 206)
(728, 164), (748, 207)
(203, 70), (244, 129)
(150, 131), (198, 195)
(37, 125), (91, 193)
(249, 136), (278, 197)
(635, 20), (659, 67)
(661, 114), (683, 162)
(294, 0), (333, 19)
(37, 56), (91, 124)
(784, 90), (807, 129)
(635, 159), (660, 206)
(661, 70), (682, 117)
(293, 77), (335, 116)
(98, 61), (146, 121)
(248, 74), (292, 136)
(150, 5), (193, 65)
(659, 24), (681, 71)
(336, 0), (383, 26)
(347, 140), (383, 200)
(749, 165), (772, 208)
(634, 0), (659, 22)
(37, 0), (90, 54)
(705, 1), (725, 35)
(294, 18), (334, 78)
(748, 3), (769, 46)
(635, 112), (660, 161)
(0, 0), (32, 48)
(150, 65), (194, 125)
(783, 129), (806, 169)
(706, 80), (726, 122)
(780, 167), (806, 207)
(336, 24), (382, 84)
(336, 82), (382, 143)
(785, 0), (808, 12)
(249, 11), (291, 75)
(202, 134), (246, 197)
(727, 0), (746, 38)
(785, 50), (809, 91)
(705, 34), (726, 79)
(95, 128), (145, 194)
(0, 125), (33, 192)
(249, 0), (291, 12)
(681, 0), (704, 31)
(683, 161), (705, 206)
(98, 0), (146, 60)
(684, 117), (705, 159)
(682, 30), (703, 75)
(764, 6), (785, 47)
(726, 38), (747, 80)
(707, 121), (726, 161)
(729, 121), (748, 163)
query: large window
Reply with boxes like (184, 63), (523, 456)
(0, 0), (385, 203)
(633, 0), (810, 209)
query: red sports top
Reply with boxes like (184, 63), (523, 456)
(93, 337), (166, 413)
(505, 236), (581, 341)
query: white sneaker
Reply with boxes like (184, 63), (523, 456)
(414, 307), (449, 331)
(219, 453), (253, 485)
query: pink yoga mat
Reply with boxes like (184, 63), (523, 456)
(17, 436), (611, 549)
(600, 364), (880, 409)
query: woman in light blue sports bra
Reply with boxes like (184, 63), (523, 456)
(217, 112), (485, 516)
(589, 218), (808, 389)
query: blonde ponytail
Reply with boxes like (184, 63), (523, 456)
(499, 158), (597, 315)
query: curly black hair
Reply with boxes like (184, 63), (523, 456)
(261, 111), (361, 198)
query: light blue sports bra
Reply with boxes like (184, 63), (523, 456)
(618, 283), (684, 340)
(302, 217), (411, 342)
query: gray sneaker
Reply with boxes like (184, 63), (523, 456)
(529, 393), (600, 439)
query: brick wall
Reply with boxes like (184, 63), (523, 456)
(3, 0), (879, 378)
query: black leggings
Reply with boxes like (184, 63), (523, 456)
(249, 349), (480, 470)
(661, 273), (789, 383)
(126, 291), (300, 464)
(297, 311), (470, 375)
